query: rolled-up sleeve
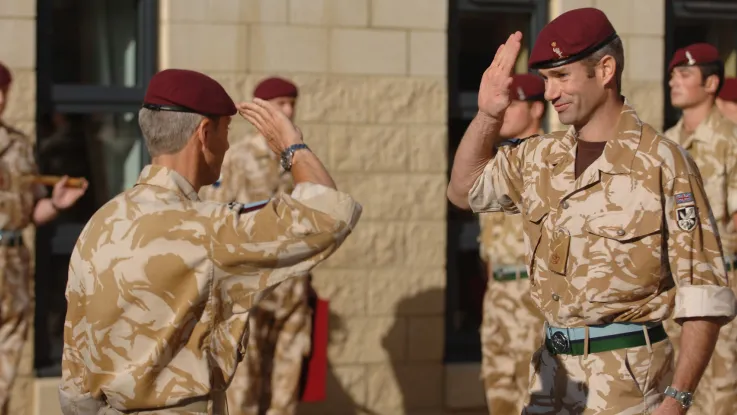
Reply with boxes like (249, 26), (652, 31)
(667, 172), (737, 324)
(468, 143), (525, 214)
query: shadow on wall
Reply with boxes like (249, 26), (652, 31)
(299, 288), (446, 415)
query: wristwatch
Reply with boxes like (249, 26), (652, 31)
(280, 143), (309, 171)
(664, 386), (693, 408)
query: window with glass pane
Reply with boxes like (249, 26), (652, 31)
(34, 0), (157, 376)
(664, 0), (737, 130)
(51, 0), (140, 86)
(446, 0), (547, 363)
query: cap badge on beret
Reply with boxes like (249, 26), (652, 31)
(551, 41), (565, 59)
(517, 87), (526, 101)
(685, 51), (695, 65)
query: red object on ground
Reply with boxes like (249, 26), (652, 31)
(300, 298), (329, 402)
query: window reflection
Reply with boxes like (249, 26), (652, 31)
(51, 0), (139, 86)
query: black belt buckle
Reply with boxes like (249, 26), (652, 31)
(549, 331), (570, 354)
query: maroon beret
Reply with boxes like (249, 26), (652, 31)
(719, 77), (737, 102)
(509, 74), (545, 101)
(142, 69), (236, 117)
(668, 43), (721, 73)
(529, 8), (618, 70)
(253, 77), (298, 100)
(0, 62), (11, 89)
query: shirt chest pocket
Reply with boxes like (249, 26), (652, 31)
(582, 210), (663, 302)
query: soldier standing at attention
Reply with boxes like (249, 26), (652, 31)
(58, 69), (361, 414)
(0, 61), (88, 414)
(478, 73), (546, 415)
(199, 77), (313, 415)
(664, 43), (737, 415)
(716, 77), (737, 124)
(447, 8), (736, 414)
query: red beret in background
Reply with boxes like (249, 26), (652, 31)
(0, 62), (12, 89)
(719, 78), (737, 102)
(668, 42), (721, 73)
(529, 7), (618, 70)
(253, 77), (299, 100)
(509, 74), (545, 101)
(142, 69), (237, 117)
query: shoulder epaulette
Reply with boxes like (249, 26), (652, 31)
(496, 134), (539, 148)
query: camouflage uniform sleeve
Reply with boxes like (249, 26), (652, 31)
(726, 130), (737, 217)
(666, 166), (737, 323)
(211, 182), (361, 296)
(59, 248), (104, 414)
(468, 140), (526, 214)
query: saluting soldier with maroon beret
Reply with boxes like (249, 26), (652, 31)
(448, 7), (736, 414)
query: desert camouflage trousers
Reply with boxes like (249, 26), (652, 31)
(480, 275), (544, 415)
(0, 246), (32, 415)
(664, 268), (737, 415)
(226, 275), (313, 415)
(524, 336), (674, 414)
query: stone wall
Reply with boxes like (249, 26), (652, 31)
(0, 0), (37, 413)
(160, 0), (449, 413)
(549, 0), (666, 132)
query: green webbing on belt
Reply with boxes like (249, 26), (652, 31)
(492, 270), (529, 281)
(545, 324), (667, 356)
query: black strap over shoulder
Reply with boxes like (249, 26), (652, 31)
(496, 134), (539, 148)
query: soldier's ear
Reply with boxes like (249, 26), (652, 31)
(704, 74), (720, 95)
(196, 117), (214, 149)
(530, 101), (545, 119)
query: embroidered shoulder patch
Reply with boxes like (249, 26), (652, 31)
(675, 192), (694, 205)
(676, 206), (697, 232)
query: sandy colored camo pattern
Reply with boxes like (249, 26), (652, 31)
(469, 102), (737, 413)
(664, 107), (737, 415)
(59, 164), (360, 414)
(478, 212), (544, 414)
(0, 123), (45, 414)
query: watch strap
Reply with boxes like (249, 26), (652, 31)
(281, 143), (309, 171)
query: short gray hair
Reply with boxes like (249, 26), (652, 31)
(138, 108), (204, 156)
(583, 36), (625, 94)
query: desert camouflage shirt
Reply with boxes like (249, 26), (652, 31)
(199, 133), (293, 204)
(665, 107), (737, 255)
(469, 102), (737, 327)
(59, 164), (361, 413)
(479, 213), (525, 268)
(0, 122), (46, 230)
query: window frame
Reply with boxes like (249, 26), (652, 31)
(445, 0), (548, 363)
(664, 0), (737, 130)
(33, 0), (159, 376)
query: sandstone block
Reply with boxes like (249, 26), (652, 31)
(329, 125), (408, 172)
(633, 0), (665, 36)
(289, 0), (369, 27)
(402, 221), (446, 267)
(298, 364), (368, 415)
(323, 221), (405, 268)
(368, 268), (445, 316)
(0, 0), (34, 18)
(409, 125), (448, 172)
(368, 78), (447, 124)
(445, 363), (487, 409)
(0, 19), (34, 68)
(626, 35), (664, 82)
(594, 0), (633, 35)
(244, 0), (288, 23)
(289, 75), (371, 123)
(367, 363), (443, 412)
(372, 0), (447, 30)
(310, 268), (367, 316)
(330, 29), (407, 75)
(410, 31), (447, 77)
(165, 23), (247, 72)
(249, 25), (328, 73)
(327, 317), (405, 364)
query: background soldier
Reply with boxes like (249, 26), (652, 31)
(665, 43), (737, 415)
(0, 61), (87, 414)
(447, 8), (737, 414)
(478, 74), (546, 415)
(59, 69), (361, 414)
(199, 77), (314, 415)
(717, 77), (737, 124)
